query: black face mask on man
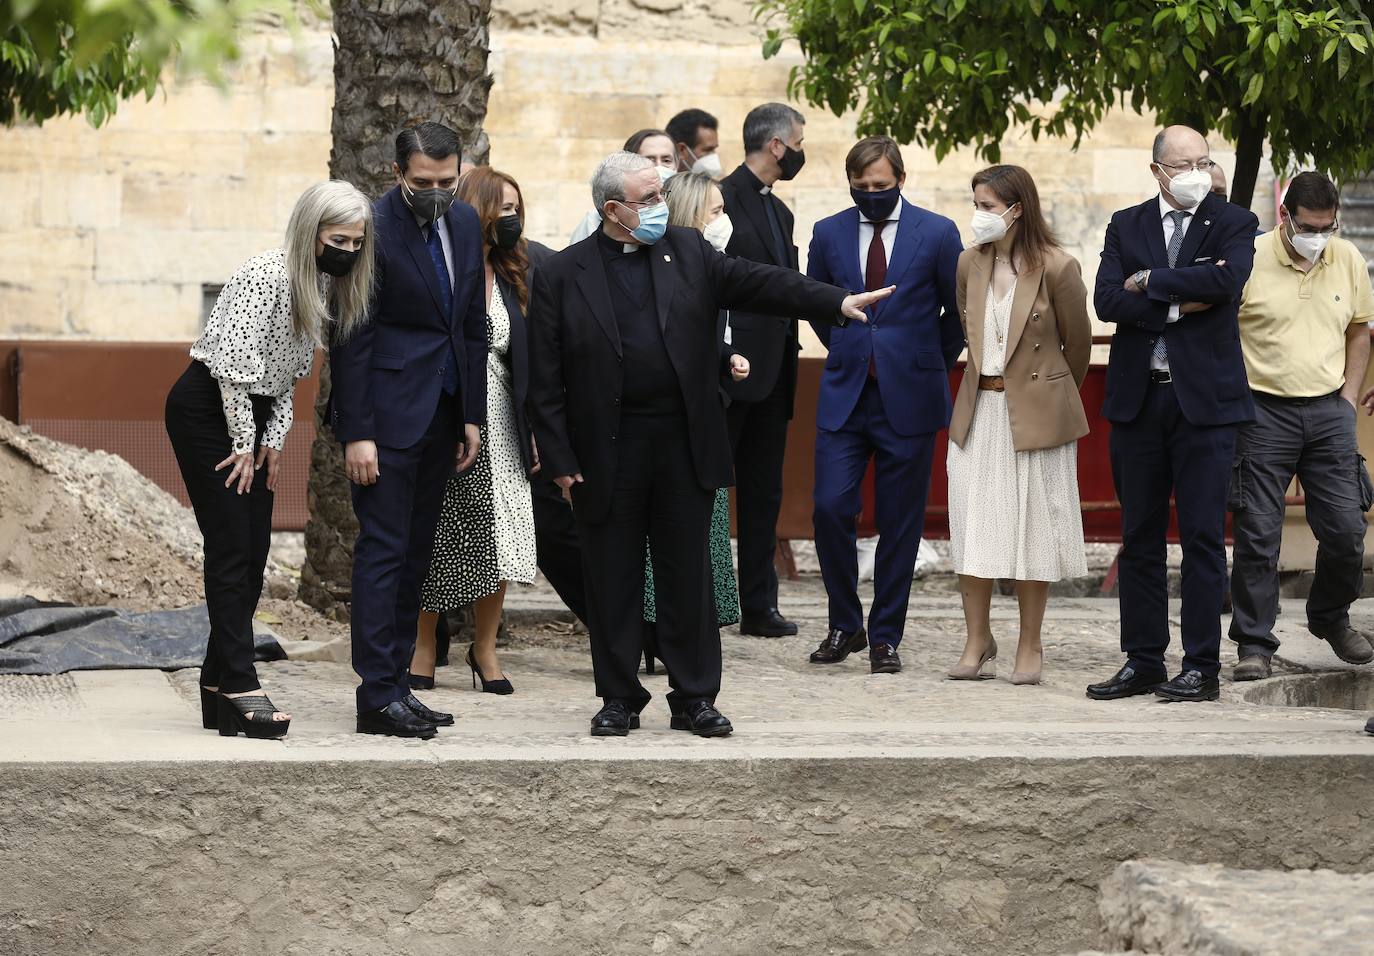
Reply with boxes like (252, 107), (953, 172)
(316, 244), (360, 277)
(493, 214), (523, 250)
(402, 180), (457, 225)
(777, 143), (806, 181)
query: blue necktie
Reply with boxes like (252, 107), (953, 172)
(426, 223), (459, 396)
(1153, 210), (1190, 366)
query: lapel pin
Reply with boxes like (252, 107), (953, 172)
(1204, 220), (1211, 226)
(664, 254), (672, 262)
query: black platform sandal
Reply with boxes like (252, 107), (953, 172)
(217, 694), (290, 739)
(200, 687), (218, 730)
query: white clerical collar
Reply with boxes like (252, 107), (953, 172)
(758, 184), (771, 196)
(622, 243), (639, 254)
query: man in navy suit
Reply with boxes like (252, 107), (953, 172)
(330, 122), (487, 737)
(805, 136), (963, 674)
(1088, 125), (1258, 703)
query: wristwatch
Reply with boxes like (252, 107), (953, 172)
(1132, 269), (1150, 289)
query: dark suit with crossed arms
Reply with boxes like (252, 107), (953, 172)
(1096, 191), (1258, 687)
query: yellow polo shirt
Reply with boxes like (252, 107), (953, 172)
(1238, 228), (1374, 397)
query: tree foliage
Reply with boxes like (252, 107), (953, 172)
(757, 0), (1374, 206)
(1, 0), (295, 128)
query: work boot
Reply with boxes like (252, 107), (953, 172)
(1233, 655), (1272, 681)
(1308, 624), (1374, 665)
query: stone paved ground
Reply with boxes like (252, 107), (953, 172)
(3, 576), (1372, 763)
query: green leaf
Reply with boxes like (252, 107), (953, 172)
(1044, 25), (1056, 50)
(940, 54), (957, 76)
(1182, 46), (1197, 70)
(1242, 72), (1264, 106)
(854, 0), (867, 14)
(923, 48), (936, 73)
(1323, 37), (1340, 61)
(1266, 32), (1280, 58)
(1349, 33), (1369, 55)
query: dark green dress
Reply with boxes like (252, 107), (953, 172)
(643, 487), (740, 626)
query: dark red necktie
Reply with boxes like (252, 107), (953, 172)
(865, 221), (887, 378)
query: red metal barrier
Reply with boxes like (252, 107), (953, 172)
(1, 341), (320, 531)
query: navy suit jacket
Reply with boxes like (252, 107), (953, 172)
(806, 199), (964, 436)
(1096, 193), (1257, 427)
(330, 186), (487, 449)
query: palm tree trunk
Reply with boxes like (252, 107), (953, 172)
(300, 0), (493, 616)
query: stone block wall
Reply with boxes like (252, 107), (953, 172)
(0, 0), (1273, 348)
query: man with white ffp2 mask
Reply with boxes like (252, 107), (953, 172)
(1087, 124), (1259, 706)
(1230, 171), (1374, 680)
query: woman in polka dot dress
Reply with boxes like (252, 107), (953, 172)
(411, 168), (539, 695)
(165, 180), (375, 737)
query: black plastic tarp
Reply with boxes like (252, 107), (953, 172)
(0, 597), (283, 675)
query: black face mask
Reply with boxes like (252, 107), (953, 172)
(493, 214), (523, 250)
(401, 180), (457, 225)
(850, 186), (900, 222)
(777, 144), (806, 181)
(316, 244), (360, 277)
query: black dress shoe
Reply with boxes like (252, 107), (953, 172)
(869, 643), (902, 674)
(590, 700), (640, 737)
(402, 692), (454, 726)
(1154, 669), (1220, 703)
(740, 608), (798, 638)
(670, 701), (733, 737)
(810, 627), (867, 664)
(357, 700), (438, 739)
(1085, 664), (1166, 700)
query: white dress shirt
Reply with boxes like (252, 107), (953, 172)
(858, 196), (904, 276)
(1153, 194), (1195, 370)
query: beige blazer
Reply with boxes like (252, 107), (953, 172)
(948, 245), (1093, 452)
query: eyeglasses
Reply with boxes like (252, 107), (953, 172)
(621, 193), (664, 209)
(1156, 158), (1217, 173)
(1292, 220), (1340, 237)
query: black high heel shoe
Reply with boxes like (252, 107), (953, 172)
(217, 693), (290, 739)
(467, 646), (514, 695)
(200, 686), (218, 729)
(408, 672), (436, 690)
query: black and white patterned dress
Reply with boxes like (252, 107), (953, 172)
(422, 283), (537, 610)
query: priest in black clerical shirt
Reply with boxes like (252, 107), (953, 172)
(529, 152), (892, 738)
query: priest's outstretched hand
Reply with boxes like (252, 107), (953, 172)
(840, 285), (895, 323)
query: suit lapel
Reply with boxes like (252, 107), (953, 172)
(648, 238), (677, 334)
(964, 251), (991, 373)
(1175, 194), (1217, 268)
(840, 209), (863, 290)
(573, 235), (622, 356)
(1003, 260), (1045, 359)
(1143, 198), (1169, 269)
(874, 201), (926, 318)
(390, 188), (447, 318)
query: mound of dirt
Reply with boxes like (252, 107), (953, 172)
(0, 417), (343, 648)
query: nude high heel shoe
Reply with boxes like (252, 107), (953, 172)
(1011, 649), (1043, 685)
(947, 639), (998, 680)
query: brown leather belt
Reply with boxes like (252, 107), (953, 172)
(978, 375), (1006, 392)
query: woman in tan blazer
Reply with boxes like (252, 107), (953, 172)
(946, 165), (1093, 685)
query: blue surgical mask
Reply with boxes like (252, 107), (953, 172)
(628, 202), (669, 245)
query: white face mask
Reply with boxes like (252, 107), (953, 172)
(656, 164), (676, 185)
(690, 152), (723, 179)
(703, 212), (734, 252)
(970, 206), (1016, 245)
(1158, 166), (1211, 209)
(1287, 219), (1333, 263)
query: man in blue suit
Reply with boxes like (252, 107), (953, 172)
(1088, 125), (1258, 704)
(805, 136), (963, 673)
(330, 122), (488, 737)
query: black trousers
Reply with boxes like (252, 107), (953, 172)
(531, 478), (588, 625)
(1110, 381), (1237, 678)
(165, 361), (274, 694)
(727, 370), (790, 617)
(349, 395), (457, 713)
(576, 416), (718, 712)
(1229, 391), (1367, 657)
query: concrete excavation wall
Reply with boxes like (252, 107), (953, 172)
(3, 755), (1372, 955)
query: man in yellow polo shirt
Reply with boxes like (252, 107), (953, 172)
(1229, 172), (1374, 680)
